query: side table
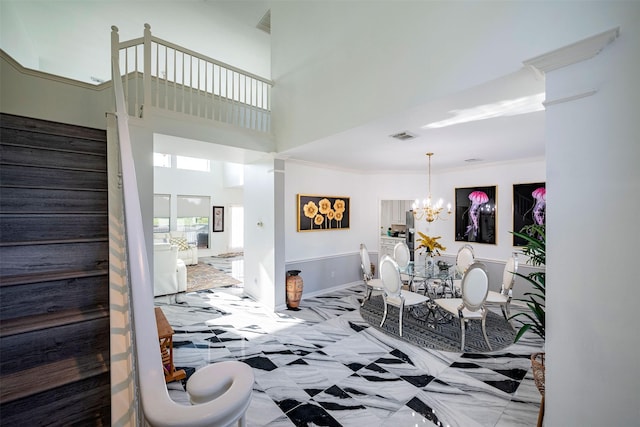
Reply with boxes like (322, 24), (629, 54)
(154, 307), (186, 384)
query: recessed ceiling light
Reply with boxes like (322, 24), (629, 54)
(465, 158), (483, 163)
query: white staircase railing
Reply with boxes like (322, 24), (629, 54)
(113, 24), (272, 133)
(110, 25), (250, 427)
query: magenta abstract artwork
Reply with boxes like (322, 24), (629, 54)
(455, 186), (497, 244)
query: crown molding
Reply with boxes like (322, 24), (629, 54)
(543, 88), (598, 107)
(523, 27), (620, 75)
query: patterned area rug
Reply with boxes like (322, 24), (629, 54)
(360, 295), (516, 353)
(212, 252), (244, 258)
(186, 263), (241, 292)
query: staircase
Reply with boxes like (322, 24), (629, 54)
(0, 114), (110, 425)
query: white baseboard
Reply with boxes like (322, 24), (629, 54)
(274, 281), (362, 312)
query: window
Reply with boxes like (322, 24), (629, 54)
(176, 155), (210, 172)
(177, 195), (210, 248)
(153, 194), (171, 232)
(154, 152), (172, 168)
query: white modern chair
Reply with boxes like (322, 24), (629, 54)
(452, 244), (475, 296)
(434, 261), (492, 351)
(379, 255), (429, 337)
(153, 243), (188, 296)
(486, 252), (519, 320)
(393, 241), (423, 291)
(186, 360), (255, 427)
(359, 243), (384, 306)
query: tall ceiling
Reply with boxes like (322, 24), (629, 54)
(1, 0), (545, 173)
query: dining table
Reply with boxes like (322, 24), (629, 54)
(399, 261), (459, 325)
(403, 261), (458, 298)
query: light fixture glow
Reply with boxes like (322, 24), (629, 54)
(422, 93), (545, 129)
(412, 153), (451, 223)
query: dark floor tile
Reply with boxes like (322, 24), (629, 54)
(286, 402), (342, 427)
(406, 396), (443, 425)
(240, 355), (278, 372)
(484, 379), (520, 394)
(401, 374), (435, 388)
(494, 368), (528, 381)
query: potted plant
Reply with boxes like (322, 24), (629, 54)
(416, 232), (446, 273)
(510, 223), (546, 425)
(510, 223), (545, 343)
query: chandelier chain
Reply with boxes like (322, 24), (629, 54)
(412, 152), (452, 223)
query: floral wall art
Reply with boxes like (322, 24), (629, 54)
(212, 206), (224, 232)
(455, 186), (497, 244)
(513, 182), (546, 246)
(297, 194), (350, 232)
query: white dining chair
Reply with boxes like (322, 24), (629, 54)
(379, 255), (429, 337)
(359, 243), (384, 306)
(393, 241), (423, 291)
(486, 252), (519, 319)
(451, 244), (475, 296)
(434, 261), (492, 351)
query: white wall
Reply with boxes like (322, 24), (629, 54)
(153, 159), (242, 257)
(0, 53), (113, 130)
(284, 162), (377, 262)
(544, 16), (640, 425)
(1, 1), (271, 85)
(285, 159), (545, 266)
(433, 159), (546, 262)
(243, 157), (278, 309)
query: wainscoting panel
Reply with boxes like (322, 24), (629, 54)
(285, 252), (363, 298)
(286, 252), (538, 305)
(436, 255), (538, 302)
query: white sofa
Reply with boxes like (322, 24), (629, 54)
(154, 243), (188, 296)
(153, 231), (198, 265)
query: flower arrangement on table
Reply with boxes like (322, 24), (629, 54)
(416, 232), (446, 256)
(416, 232), (446, 275)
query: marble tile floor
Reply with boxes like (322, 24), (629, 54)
(202, 255), (244, 283)
(155, 282), (544, 427)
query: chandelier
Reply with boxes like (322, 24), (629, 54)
(412, 153), (452, 222)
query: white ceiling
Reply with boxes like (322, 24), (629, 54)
(279, 67), (545, 173)
(1, 0), (545, 173)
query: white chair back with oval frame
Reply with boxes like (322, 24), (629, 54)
(380, 255), (402, 298)
(379, 255), (429, 337)
(486, 252), (519, 319)
(461, 262), (490, 313)
(360, 243), (384, 306)
(451, 244), (475, 296)
(456, 244), (475, 276)
(434, 261), (492, 351)
(393, 241), (418, 290)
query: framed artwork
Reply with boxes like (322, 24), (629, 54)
(512, 182), (546, 246)
(212, 206), (224, 232)
(297, 194), (350, 232)
(455, 186), (497, 244)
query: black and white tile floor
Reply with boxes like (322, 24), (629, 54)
(156, 260), (543, 427)
(202, 255), (244, 282)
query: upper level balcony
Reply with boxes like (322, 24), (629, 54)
(112, 24), (272, 138)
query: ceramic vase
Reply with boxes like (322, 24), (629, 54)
(286, 270), (303, 309)
(425, 253), (435, 275)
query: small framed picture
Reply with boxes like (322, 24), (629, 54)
(212, 206), (224, 232)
